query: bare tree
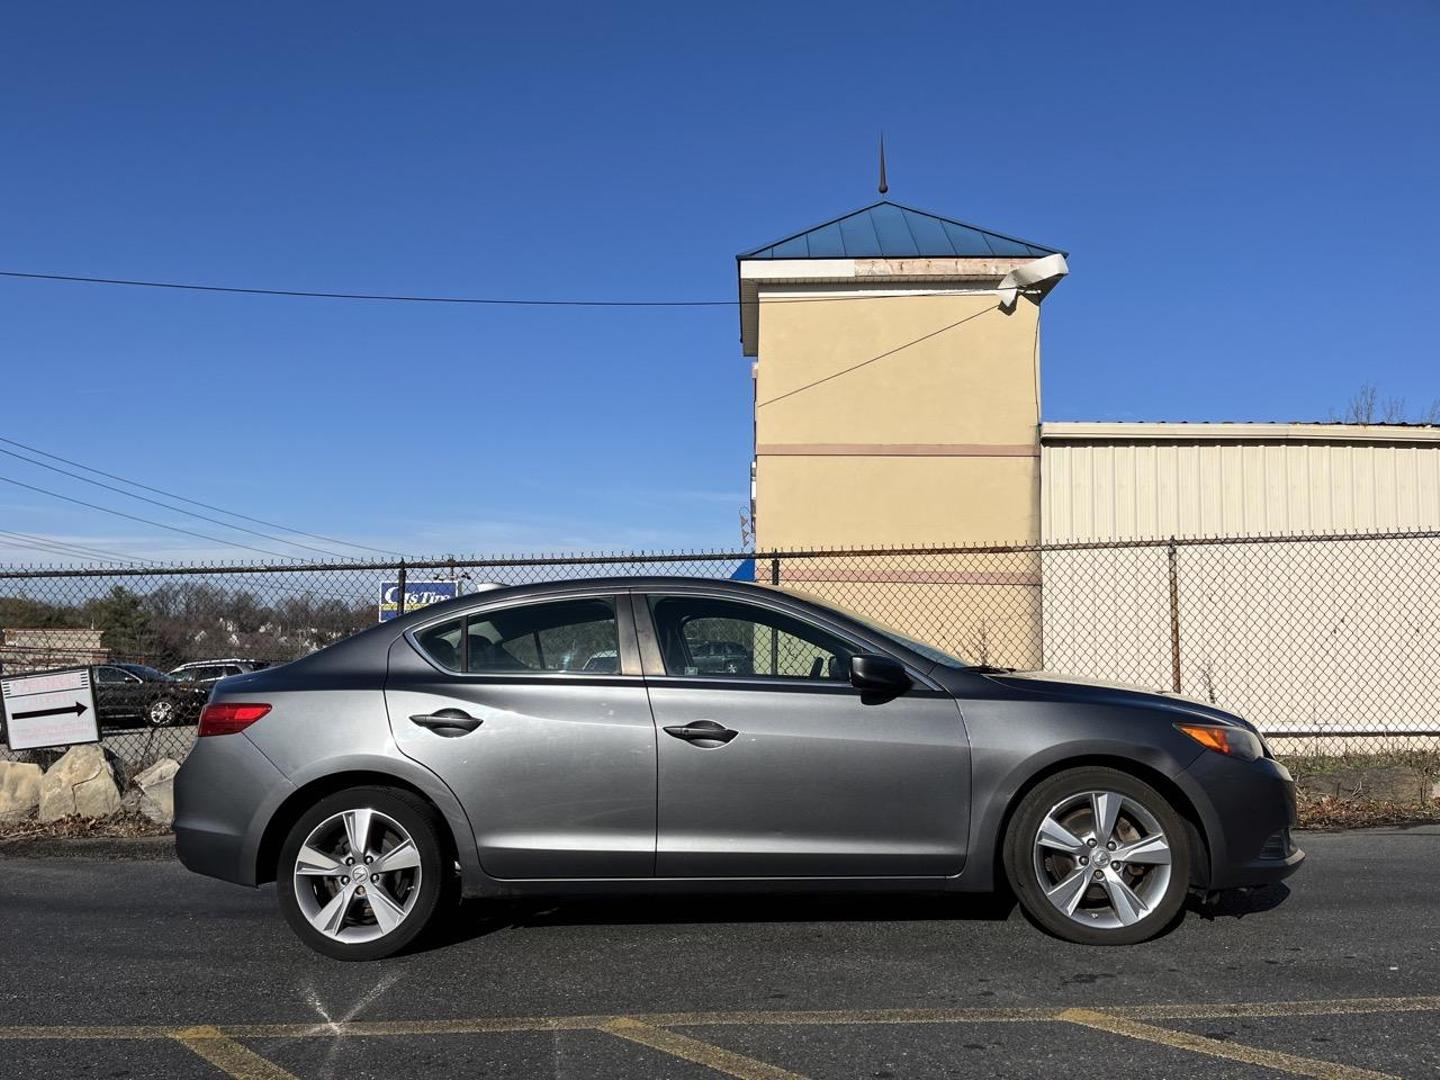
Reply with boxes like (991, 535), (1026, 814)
(1336, 384), (1436, 425)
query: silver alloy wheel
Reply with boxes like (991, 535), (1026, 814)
(148, 699), (173, 726)
(1032, 790), (1173, 930)
(292, 808), (423, 944)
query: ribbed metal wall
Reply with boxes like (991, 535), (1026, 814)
(1042, 440), (1440, 541)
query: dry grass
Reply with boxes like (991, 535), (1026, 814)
(0, 812), (170, 844)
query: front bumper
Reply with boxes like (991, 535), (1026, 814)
(1178, 751), (1305, 890)
(174, 732), (294, 886)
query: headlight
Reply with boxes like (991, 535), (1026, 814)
(1175, 722), (1264, 762)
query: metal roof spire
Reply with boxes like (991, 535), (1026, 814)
(878, 134), (889, 195)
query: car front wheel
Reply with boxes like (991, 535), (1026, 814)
(1003, 766), (1191, 945)
(277, 786), (451, 960)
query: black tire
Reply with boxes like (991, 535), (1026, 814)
(1003, 766), (1191, 946)
(277, 786), (453, 961)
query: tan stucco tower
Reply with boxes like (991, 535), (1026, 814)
(739, 200), (1066, 661)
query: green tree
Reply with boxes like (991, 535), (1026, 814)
(87, 586), (154, 659)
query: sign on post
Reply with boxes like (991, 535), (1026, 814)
(1, 667), (100, 751)
(378, 580), (458, 622)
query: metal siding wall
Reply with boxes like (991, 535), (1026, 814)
(1040, 440), (1440, 742)
(1042, 441), (1440, 541)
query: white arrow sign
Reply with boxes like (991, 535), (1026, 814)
(1, 667), (100, 751)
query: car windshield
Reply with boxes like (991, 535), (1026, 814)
(781, 590), (972, 670)
(116, 663), (173, 681)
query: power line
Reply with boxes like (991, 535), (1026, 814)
(0, 269), (1043, 309)
(0, 528), (152, 566)
(0, 434), (404, 558)
(0, 471), (302, 561)
(0, 443), (358, 561)
(756, 305), (997, 408)
(0, 270), (734, 307)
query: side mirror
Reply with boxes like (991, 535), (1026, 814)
(849, 654), (911, 695)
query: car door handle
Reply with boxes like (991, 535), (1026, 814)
(409, 709), (483, 736)
(663, 720), (738, 744)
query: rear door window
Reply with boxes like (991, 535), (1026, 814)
(466, 598), (618, 674)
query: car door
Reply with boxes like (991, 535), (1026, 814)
(94, 665), (143, 725)
(637, 590), (971, 878)
(384, 591), (657, 880)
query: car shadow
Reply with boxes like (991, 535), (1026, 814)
(421, 890), (1019, 952)
(1188, 883), (1292, 920)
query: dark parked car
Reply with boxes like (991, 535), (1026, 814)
(94, 663), (210, 729)
(175, 577), (1302, 960)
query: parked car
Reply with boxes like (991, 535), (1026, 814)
(175, 577), (1303, 960)
(94, 663), (210, 729)
(170, 659), (272, 686)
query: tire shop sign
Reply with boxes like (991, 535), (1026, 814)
(1, 667), (100, 751)
(378, 580), (458, 622)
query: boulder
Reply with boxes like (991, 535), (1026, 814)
(134, 757), (179, 827)
(0, 761), (44, 825)
(37, 745), (122, 823)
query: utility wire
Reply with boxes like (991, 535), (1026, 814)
(0, 471), (302, 561)
(0, 434), (404, 558)
(756, 305), (997, 408)
(0, 443), (358, 561)
(0, 528), (152, 566)
(0, 269), (1043, 309)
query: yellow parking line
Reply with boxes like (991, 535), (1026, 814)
(1117, 995), (1440, 1021)
(224, 1014), (609, 1039)
(170, 1026), (299, 1080)
(600, 1017), (807, 1080)
(1059, 1009), (1400, 1080)
(0, 993), (1436, 1045)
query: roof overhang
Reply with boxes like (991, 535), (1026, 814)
(737, 256), (1035, 356)
(1041, 421), (1440, 446)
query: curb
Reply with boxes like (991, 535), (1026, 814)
(0, 834), (175, 860)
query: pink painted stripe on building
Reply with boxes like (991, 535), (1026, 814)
(755, 443), (1040, 458)
(780, 568), (1041, 587)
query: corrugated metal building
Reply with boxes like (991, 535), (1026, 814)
(1041, 422), (1440, 541)
(1038, 422), (1440, 748)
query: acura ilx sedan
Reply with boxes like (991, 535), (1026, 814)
(174, 577), (1302, 960)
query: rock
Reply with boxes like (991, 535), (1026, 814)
(0, 761), (44, 824)
(37, 745), (122, 823)
(133, 757), (178, 826)
(133, 758), (179, 791)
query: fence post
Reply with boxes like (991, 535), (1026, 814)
(769, 557), (781, 675)
(396, 560), (407, 618)
(1167, 539), (1181, 692)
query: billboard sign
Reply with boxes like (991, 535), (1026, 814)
(379, 580), (458, 622)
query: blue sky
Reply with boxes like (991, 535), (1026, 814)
(1, 2), (1436, 563)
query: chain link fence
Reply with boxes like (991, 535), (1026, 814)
(2, 529), (1437, 777)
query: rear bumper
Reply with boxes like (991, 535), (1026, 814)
(1178, 751), (1305, 889)
(174, 732), (294, 887)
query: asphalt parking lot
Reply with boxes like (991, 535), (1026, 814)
(1, 827), (1437, 1080)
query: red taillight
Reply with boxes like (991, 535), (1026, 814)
(198, 702), (272, 737)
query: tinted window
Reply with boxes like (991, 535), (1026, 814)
(415, 618), (464, 672)
(648, 596), (855, 680)
(466, 598), (618, 674)
(95, 666), (132, 685)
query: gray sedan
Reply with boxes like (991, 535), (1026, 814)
(175, 577), (1302, 960)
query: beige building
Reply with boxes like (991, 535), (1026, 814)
(740, 200), (1440, 740)
(740, 201), (1067, 661)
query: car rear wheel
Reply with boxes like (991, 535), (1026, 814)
(1003, 766), (1191, 945)
(277, 786), (451, 960)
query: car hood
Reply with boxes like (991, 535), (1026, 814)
(982, 669), (1257, 730)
